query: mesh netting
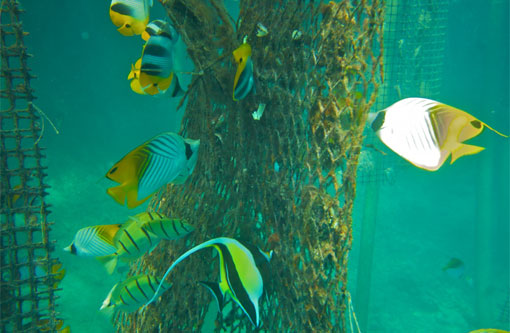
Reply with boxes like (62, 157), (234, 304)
(115, 0), (383, 332)
(0, 0), (60, 332)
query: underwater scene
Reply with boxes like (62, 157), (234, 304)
(1, 0), (509, 332)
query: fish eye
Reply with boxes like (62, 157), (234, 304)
(240, 58), (243, 63)
(110, 167), (118, 174)
(470, 120), (482, 129)
(125, 23), (131, 28)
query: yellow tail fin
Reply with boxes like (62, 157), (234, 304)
(107, 186), (127, 206)
(451, 144), (485, 164)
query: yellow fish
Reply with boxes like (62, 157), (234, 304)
(128, 212), (194, 240)
(109, 0), (152, 36)
(105, 132), (200, 208)
(370, 98), (508, 171)
(233, 43), (254, 101)
(127, 58), (145, 94)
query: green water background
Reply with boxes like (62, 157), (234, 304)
(18, 0), (509, 332)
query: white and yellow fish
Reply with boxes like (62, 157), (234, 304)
(64, 224), (122, 257)
(369, 97), (508, 171)
(109, 0), (153, 36)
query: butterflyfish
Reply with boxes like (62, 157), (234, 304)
(141, 19), (178, 42)
(64, 224), (121, 257)
(97, 218), (160, 274)
(144, 237), (272, 327)
(369, 98), (509, 171)
(233, 43), (254, 101)
(100, 274), (170, 315)
(105, 132), (200, 208)
(138, 33), (184, 96)
(128, 211), (194, 240)
(109, 0), (152, 36)
(127, 58), (145, 94)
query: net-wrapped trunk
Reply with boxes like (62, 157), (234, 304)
(116, 0), (384, 331)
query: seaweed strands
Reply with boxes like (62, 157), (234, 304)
(115, 0), (384, 332)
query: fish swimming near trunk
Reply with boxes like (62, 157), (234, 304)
(105, 132), (200, 208)
(233, 43), (254, 101)
(144, 237), (272, 327)
(369, 97), (508, 171)
(100, 274), (170, 315)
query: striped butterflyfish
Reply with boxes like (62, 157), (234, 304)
(141, 19), (178, 42)
(109, 0), (152, 36)
(233, 43), (254, 101)
(63, 224), (121, 257)
(369, 97), (509, 171)
(100, 274), (170, 315)
(97, 217), (160, 274)
(105, 132), (200, 208)
(138, 33), (184, 97)
(128, 211), (194, 240)
(144, 237), (272, 327)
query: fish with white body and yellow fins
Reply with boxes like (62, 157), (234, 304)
(144, 237), (272, 327)
(109, 0), (152, 36)
(369, 98), (508, 171)
(105, 132), (200, 208)
(100, 274), (170, 316)
(64, 224), (122, 257)
(128, 211), (194, 240)
(233, 42), (254, 101)
(97, 218), (160, 274)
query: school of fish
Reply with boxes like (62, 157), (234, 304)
(57, 0), (509, 331)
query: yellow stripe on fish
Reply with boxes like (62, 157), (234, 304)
(109, 0), (152, 36)
(233, 43), (254, 101)
(100, 274), (170, 315)
(64, 224), (121, 257)
(144, 237), (272, 327)
(129, 211), (194, 240)
(370, 98), (508, 171)
(105, 132), (200, 208)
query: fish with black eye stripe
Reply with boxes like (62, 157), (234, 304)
(109, 0), (153, 36)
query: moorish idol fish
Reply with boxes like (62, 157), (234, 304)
(97, 218), (160, 274)
(138, 33), (184, 96)
(141, 19), (178, 42)
(109, 0), (152, 36)
(369, 98), (508, 171)
(105, 132), (200, 208)
(100, 274), (170, 315)
(233, 42), (254, 101)
(64, 224), (121, 257)
(128, 211), (194, 240)
(144, 237), (272, 327)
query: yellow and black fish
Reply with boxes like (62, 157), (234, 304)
(100, 274), (170, 315)
(369, 98), (508, 171)
(128, 211), (194, 240)
(105, 132), (200, 208)
(233, 43), (254, 101)
(144, 237), (272, 327)
(141, 19), (177, 41)
(109, 0), (152, 36)
(64, 224), (121, 257)
(97, 218), (159, 274)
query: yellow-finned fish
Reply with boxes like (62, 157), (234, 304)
(141, 19), (175, 41)
(233, 43), (254, 101)
(369, 98), (509, 171)
(109, 0), (152, 36)
(97, 218), (159, 274)
(128, 212), (194, 240)
(144, 237), (272, 327)
(100, 274), (170, 315)
(127, 58), (145, 94)
(64, 224), (122, 257)
(105, 132), (200, 208)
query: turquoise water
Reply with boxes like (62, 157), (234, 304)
(19, 0), (509, 332)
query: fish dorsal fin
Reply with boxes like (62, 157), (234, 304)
(96, 224), (123, 246)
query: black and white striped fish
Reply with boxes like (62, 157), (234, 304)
(129, 211), (194, 240)
(64, 224), (121, 257)
(100, 274), (170, 315)
(106, 132), (200, 208)
(141, 19), (178, 42)
(369, 98), (508, 171)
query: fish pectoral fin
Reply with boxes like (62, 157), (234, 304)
(450, 143), (485, 164)
(107, 186), (127, 206)
(198, 281), (225, 312)
(96, 254), (118, 275)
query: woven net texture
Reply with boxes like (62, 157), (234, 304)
(116, 0), (384, 332)
(0, 0), (60, 332)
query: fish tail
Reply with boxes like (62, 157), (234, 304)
(450, 144), (485, 164)
(97, 254), (118, 275)
(107, 186), (127, 206)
